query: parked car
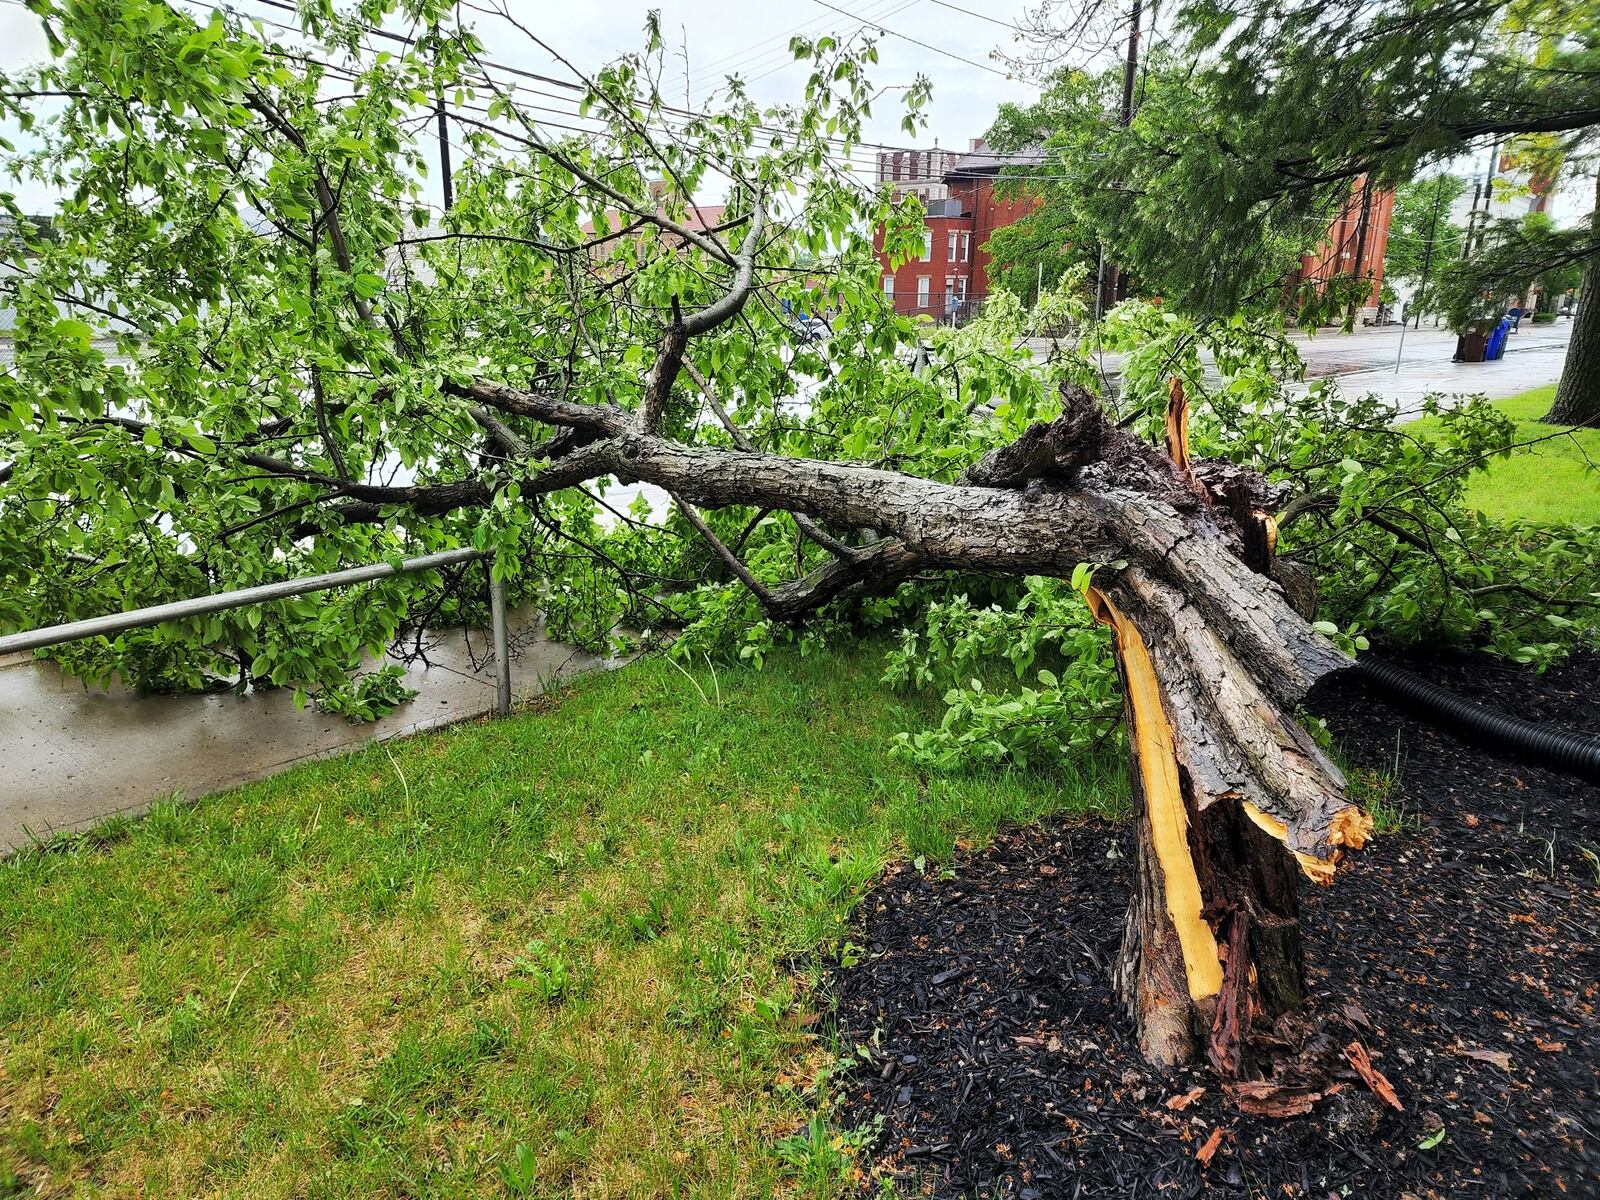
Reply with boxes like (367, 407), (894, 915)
(792, 315), (829, 344)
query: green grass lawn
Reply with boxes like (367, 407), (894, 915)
(1405, 385), (1600, 525)
(0, 649), (1125, 1199)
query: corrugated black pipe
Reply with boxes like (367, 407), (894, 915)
(1354, 656), (1600, 784)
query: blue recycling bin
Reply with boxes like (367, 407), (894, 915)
(1486, 317), (1511, 360)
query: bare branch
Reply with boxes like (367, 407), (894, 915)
(669, 490), (774, 605)
(640, 199), (766, 434)
(681, 356), (864, 562)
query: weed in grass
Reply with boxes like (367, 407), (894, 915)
(507, 941), (572, 1005)
(1348, 766), (1418, 835)
(500, 1141), (541, 1195)
(774, 1112), (883, 1198)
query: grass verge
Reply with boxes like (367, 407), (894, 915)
(1405, 384), (1599, 525)
(0, 647), (1125, 1198)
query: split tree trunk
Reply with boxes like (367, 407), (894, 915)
(470, 376), (1372, 1072)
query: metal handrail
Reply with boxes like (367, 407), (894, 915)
(0, 547), (513, 716)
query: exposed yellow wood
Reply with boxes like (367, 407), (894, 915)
(1087, 587), (1223, 1001)
(1241, 802), (1336, 885)
(1260, 512), (1278, 555)
(1164, 377), (1191, 470)
(1240, 798), (1370, 887)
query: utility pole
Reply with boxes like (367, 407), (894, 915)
(1100, 0), (1142, 314)
(433, 23), (454, 211)
(1462, 138), (1499, 257)
(1396, 173), (1450, 371)
(1350, 177), (1374, 312)
(1120, 0), (1142, 125)
(436, 98), (454, 210)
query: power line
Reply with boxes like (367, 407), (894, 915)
(690, 0), (914, 86)
(214, 0), (914, 165)
(716, 0), (928, 91)
(806, 0), (1018, 80)
(921, 0), (1021, 30)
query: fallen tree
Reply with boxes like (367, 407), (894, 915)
(20, 0), (1597, 1082)
(458, 353), (1372, 1069)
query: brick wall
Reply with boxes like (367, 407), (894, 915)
(872, 213), (978, 318)
(1297, 176), (1396, 309)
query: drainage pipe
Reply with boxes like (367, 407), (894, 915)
(1354, 656), (1600, 783)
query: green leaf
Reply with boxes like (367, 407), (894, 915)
(52, 318), (94, 349)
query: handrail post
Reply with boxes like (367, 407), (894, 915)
(488, 566), (511, 717)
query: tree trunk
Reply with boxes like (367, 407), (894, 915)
(472, 378), (1372, 1072)
(1095, 585), (1315, 1070)
(1545, 174), (1600, 427)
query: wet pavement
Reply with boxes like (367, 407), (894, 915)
(0, 616), (609, 853)
(1029, 319), (1575, 418)
(1288, 323), (1572, 419)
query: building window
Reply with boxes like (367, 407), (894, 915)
(947, 231), (958, 261)
(961, 232), (971, 261)
(956, 276), (968, 300)
(882, 276), (894, 298)
(916, 276), (930, 307)
(922, 231), (932, 261)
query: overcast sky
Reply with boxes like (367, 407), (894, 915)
(0, 0), (1056, 212)
(2, 1), (1587, 224)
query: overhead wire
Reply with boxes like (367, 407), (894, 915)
(806, 0), (1017, 79)
(201, 0), (907, 176)
(690, 0), (918, 89)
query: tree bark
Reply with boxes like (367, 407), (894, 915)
(1545, 173), (1600, 427)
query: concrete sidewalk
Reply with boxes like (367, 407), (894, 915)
(0, 618), (609, 853)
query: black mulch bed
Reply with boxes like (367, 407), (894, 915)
(827, 650), (1600, 1198)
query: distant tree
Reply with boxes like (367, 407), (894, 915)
(1383, 174), (1468, 325)
(1438, 191), (1597, 332)
(982, 202), (1095, 304)
(987, 57), (1332, 321)
(1525, 213), (1588, 313)
(998, 0), (1600, 423)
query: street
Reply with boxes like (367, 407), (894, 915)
(1029, 317), (1573, 421)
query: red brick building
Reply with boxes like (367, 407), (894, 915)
(873, 139), (1042, 321)
(1293, 174), (1395, 311)
(872, 198), (978, 320)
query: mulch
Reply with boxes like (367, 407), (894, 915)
(826, 650), (1600, 1198)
